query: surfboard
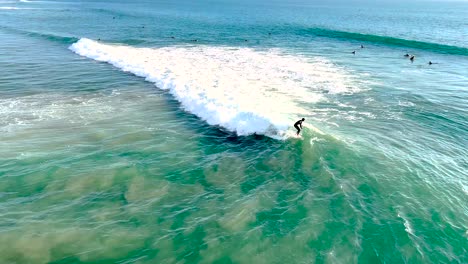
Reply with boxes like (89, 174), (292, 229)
(284, 130), (303, 140)
(290, 132), (303, 139)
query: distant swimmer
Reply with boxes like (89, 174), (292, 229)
(171, 36), (175, 39)
(404, 53), (410, 57)
(352, 51), (356, 55)
(410, 55), (415, 62)
(429, 61), (433, 65)
(244, 39), (248, 42)
(294, 118), (305, 136)
(361, 45), (364, 48)
(192, 39), (198, 42)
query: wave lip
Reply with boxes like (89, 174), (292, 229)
(69, 38), (358, 137)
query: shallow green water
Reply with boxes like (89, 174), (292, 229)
(0, 0), (467, 263)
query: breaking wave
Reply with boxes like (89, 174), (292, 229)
(70, 38), (360, 137)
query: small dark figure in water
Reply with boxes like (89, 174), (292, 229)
(352, 51), (356, 55)
(428, 61), (433, 65)
(361, 45), (364, 48)
(244, 39), (248, 42)
(404, 53), (410, 57)
(171, 36), (175, 39)
(192, 39), (198, 42)
(294, 118), (305, 136)
(113, 16), (115, 19)
(410, 55), (415, 62)
(98, 38), (101, 41)
(268, 32), (271, 36)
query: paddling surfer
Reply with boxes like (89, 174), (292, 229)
(294, 118), (305, 136)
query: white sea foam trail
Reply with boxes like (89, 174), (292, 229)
(70, 38), (358, 137)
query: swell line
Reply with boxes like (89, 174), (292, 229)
(0, 26), (79, 44)
(303, 28), (468, 56)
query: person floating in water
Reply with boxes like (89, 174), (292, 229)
(404, 53), (410, 57)
(410, 55), (415, 62)
(294, 118), (305, 136)
(361, 45), (364, 48)
(352, 50), (356, 55)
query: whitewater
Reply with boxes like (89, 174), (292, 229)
(70, 38), (360, 137)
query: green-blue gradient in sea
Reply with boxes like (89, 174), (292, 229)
(0, 0), (467, 263)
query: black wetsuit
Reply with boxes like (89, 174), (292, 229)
(294, 120), (303, 134)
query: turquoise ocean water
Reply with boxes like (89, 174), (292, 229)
(0, 0), (467, 263)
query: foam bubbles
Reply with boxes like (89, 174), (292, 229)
(70, 38), (359, 137)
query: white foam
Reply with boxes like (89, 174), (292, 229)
(70, 38), (360, 137)
(0, 93), (116, 133)
(397, 212), (415, 236)
(0, 6), (36, 9)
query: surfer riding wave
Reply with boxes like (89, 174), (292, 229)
(294, 118), (305, 136)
